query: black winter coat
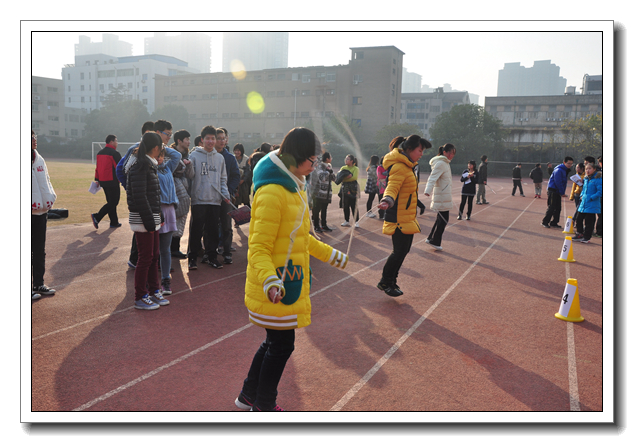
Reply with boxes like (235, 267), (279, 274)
(126, 159), (163, 232)
(478, 161), (488, 183)
(529, 167), (543, 183)
(460, 169), (478, 195)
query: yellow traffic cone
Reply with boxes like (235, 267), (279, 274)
(558, 236), (576, 262)
(555, 278), (584, 322)
(562, 216), (574, 234)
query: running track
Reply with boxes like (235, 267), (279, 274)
(26, 175), (605, 421)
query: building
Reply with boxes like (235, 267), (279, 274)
(144, 32), (212, 74)
(402, 68), (422, 93)
(222, 32), (289, 72)
(497, 60), (567, 97)
(581, 74), (602, 95)
(31, 76), (86, 141)
(75, 34), (132, 58)
(484, 94), (603, 147)
(155, 45), (404, 146)
(62, 53), (199, 114)
(400, 88), (471, 139)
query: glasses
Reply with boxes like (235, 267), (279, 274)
(161, 131), (172, 138)
(32, 135), (37, 141)
(306, 157), (317, 167)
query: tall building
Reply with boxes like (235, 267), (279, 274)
(581, 74), (602, 95)
(144, 32), (212, 73)
(497, 60), (567, 96)
(75, 34), (132, 58)
(155, 45), (404, 146)
(62, 53), (198, 114)
(400, 88), (471, 139)
(32, 76), (86, 140)
(402, 68), (422, 93)
(222, 32), (289, 72)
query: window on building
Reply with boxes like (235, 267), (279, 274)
(352, 96), (362, 105)
(353, 74), (363, 83)
(276, 112), (284, 118)
(302, 74), (310, 83)
(277, 74), (285, 80)
(231, 113), (238, 118)
(353, 51), (364, 60)
(326, 72), (336, 82)
(267, 91), (276, 97)
(277, 91), (285, 96)
(301, 112), (309, 118)
(301, 90), (310, 96)
(292, 73), (299, 81)
(267, 112), (275, 118)
(223, 113), (230, 118)
(143, 86), (148, 93)
(231, 93), (239, 98)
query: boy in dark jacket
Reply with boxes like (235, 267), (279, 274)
(511, 163), (525, 197)
(542, 156), (574, 228)
(92, 134), (122, 229)
(529, 163), (544, 198)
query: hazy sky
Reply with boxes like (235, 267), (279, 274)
(29, 23), (606, 106)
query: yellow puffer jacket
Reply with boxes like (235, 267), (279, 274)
(245, 152), (348, 330)
(381, 147), (421, 235)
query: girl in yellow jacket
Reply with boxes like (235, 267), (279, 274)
(377, 135), (432, 297)
(235, 127), (349, 412)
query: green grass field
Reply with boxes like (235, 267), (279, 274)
(44, 159), (367, 227)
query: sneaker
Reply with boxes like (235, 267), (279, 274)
(377, 280), (390, 291)
(521, 194), (525, 197)
(223, 255), (233, 265)
(188, 258), (198, 270)
(580, 238), (591, 244)
(482, 201), (489, 204)
(534, 195), (538, 198)
(134, 295), (160, 310)
(457, 214), (462, 220)
(216, 246), (224, 254)
(32, 291), (41, 300)
(429, 243), (443, 251)
(367, 212), (377, 219)
(425, 238), (431, 244)
(161, 278), (172, 295)
(314, 227), (323, 233)
(201, 254), (210, 265)
(230, 247), (236, 252)
(150, 290), (170, 306)
(251, 405), (285, 412)
(383, 284), (403, 297)
(355, 222), (360, 228)
(537, 195), (541, 198)
(466, 215), (471, 220)
(593, 233), (602, 238)
(171, 250), (187, 259)
(208, 258), (223, 269)
(110, 223), (122, 228)
(541, 223), (551, 228)
(90, 213), (99, 229)
(341, 221), (350, 227)
(571, 234), (584, 242)
(321, 224), (333, 232)
(476, 202), (482, 205)
(33, 285), (56, 296)
(551, 224), (563, 229)
(235, 392), (255, 410)
(128, 260), (137, 269)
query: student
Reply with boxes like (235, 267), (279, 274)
(31, 130), (57, 299)
(214, 128), (241, 264)
(529, 163), (544, 199)
(541, 156), (574, 229)
(424, 143), (456, 251)
(234, 127), (348, 412)
(569, 162), (585, 225)
(476, 155), (489, 205)
(156, 145), (181, 295)
(457, 160), (478, 220)
(364, 155), (380, 218)
(571, 162), (602, 244)
(377, 135), (431, 297)
(376, 156), (388, 219)
(91, 134), (122, 229)
(511, 163), (525, 197)
(170, 130), (194, 259)
(187, 125), (230, 270)
(309, 151), (336, 232)
(594, 156), (603, 238)
(233, 143), (252, 208)
(125, 132), (169, 310)
(338, 154), (360, 228)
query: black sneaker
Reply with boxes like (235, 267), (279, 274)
(171, 250), (187, 259)
(377, 280), (390, 291)
(541, 223), (551, 228)
(384, 284), (403, 297)
(235, 392), (255, 410)
(33, 285), (56, 296)
(209, 258), (223, 269)
(223, 255), (233, 265)
(551, 224), (563, 229)
(201, 254), (210, 265)
(315, 227), (323, 233)
(188, 258), (198, 270)
(322, 225), (333, 232)
(571, 234), (584, 242)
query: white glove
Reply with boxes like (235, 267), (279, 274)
(329, 249), (348, 270)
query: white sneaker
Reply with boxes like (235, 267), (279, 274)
(355, 222), (360, 228)
(341, 221), (350, 227)
(367, 212), (377, 218)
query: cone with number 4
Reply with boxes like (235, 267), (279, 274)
(555, 278), (584, 322)
(558, 236), (576, 262)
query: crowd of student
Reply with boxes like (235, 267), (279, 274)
(31, 123), (603, 410)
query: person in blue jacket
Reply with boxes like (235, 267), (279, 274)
(541, 156), (574, 228)
(571, 162), (602, 243)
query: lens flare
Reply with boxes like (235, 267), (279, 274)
(230, 59), (247, 80)
(247, 91), (265, 114)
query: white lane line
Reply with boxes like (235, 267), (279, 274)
(330, 199), (536, 411)
(31, 271), (246, 342)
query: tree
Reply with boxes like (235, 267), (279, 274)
(101, 85), (130, 107)
(151, 104), (196, 136)
(429, 104), (508, 164)
(83, 99), (151, 145)
(374, 122), (423, 147)
(560, 113), (603, 158)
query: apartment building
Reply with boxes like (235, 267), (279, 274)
(155, 46), (404, 146)
(497, 60), (567, 96)
(144, 32), (212, 73)
(400, 88), (471, 139)
(32, 76), (86, 140)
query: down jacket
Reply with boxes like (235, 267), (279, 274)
(31, 150), (57, 215)
(424, 155), (453, 212)
(245, 151), (347, 330)
(381, 147), (421, 235)
(578, 170), (602, 214)
(126, 156), (163, 232)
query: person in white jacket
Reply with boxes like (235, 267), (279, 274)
(31, 131), (57, 299)
(424, 143), (456, 251)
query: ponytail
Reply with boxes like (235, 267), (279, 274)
(137, 132), (162, 165)
(439, 143), (456, 156)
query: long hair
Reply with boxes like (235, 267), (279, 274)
(438, 143), (456, 156)
(390, 135), (431, 153)
(136, 132), (162, 166)
(367, 155), (379, 171)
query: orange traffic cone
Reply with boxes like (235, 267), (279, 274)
(555, 278), (584, 322)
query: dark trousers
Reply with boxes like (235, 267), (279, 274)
(378, 193), (385, 218)
(343, 194), (359, 222)
(312, 199), (329, 228)
(219, 200), (233, 255)
(134, 230), (160, 300)
(241, 328), (295, 411)
(188, 204), (221, 260)
(95, 185), (120, 225)
(576, 212), (596, 240)
(512, 179), (524, 196)
(381, 228), (414, 284)
(129, 234), (138, 265)
(596, 198), (603, 235)
(542, 189), (562, 226)
(366, 192), (377, 212)
(31, 213), (48, 288)
(428, 211), (449, 246)
(459, 195), (474, 216)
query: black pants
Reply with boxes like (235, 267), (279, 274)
(312, 199), (329, 228)
(343, 194), (359, 222)
(241, 328), (295, 411)
(459, 195), (474, 217)
(596, 198), (602, 235)
(188, 204), (221, 260)
(218, 200), (233, 255)
(31, 214), (48, 288)
(378, 193), (385, 218)
(542, 188), (562, 226)
(366, 192), (377, 212)
(129, 233), (138, 265)
(512, 179), (524, 196)
(428, 211), (449, 246)
(381, 228), (414, 284)
(95, 185), (120, 225)
(576, 212), (596, 240)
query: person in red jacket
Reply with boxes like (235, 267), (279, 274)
(91, 134), (123, 229)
